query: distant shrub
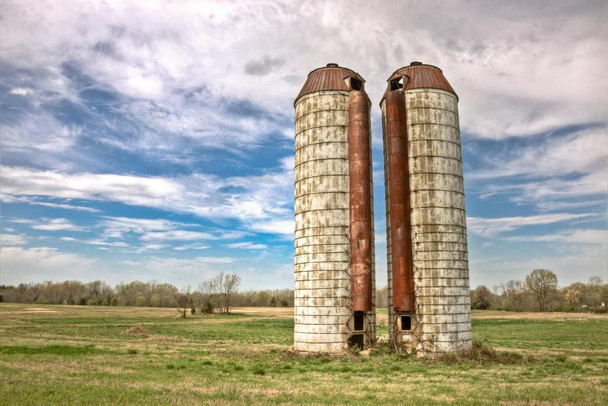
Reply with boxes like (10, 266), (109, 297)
(110, 297), (118, 306)
(136, 295), (145, 306)
(191, 306), (196, 315)
(202, 301), (214, 314)
(86, 298), (96, 306)
(100, 297), (109, 306)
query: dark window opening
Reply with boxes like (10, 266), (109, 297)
(401, 315), (412, 331)
(390, 77), (404, 91)
(354, 311), (365, 331)
(348, 334), (364, 350)
(350, 78), (362, 91)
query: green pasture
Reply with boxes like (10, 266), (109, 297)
(0, 304), (606, 405)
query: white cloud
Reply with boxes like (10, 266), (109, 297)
(31, 218), (84, 232)
(0, 246), (97, 285)
(504, 229), (607, 245)
(4, 0), (605, 147)
(249, 220), (293, 236)
(467, 126), (608, 212)
(0, 195), (96, 213)
(2, 165), (294, 237)
(10, 87), (33, 95)
(1, 234), (27, 246)
(85, 239), (129, 248)
(226, 241), (268, 250)
(140, 230), (216, 242)
(1, 167), (183, 206)
(173, 244), (210, 251)
(467, 213), (595, 238)
(470, 127), (607, 180)
(99, 216), (195, 237)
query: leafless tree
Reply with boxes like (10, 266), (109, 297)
(199, 273), (241, 313)
(525, 269), (558, 312)
(221, 273), (241, 314)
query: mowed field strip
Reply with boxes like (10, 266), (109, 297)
(0, 304), (606, 405)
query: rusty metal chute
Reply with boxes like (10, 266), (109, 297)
(348, 90), (373, 313)
(385, 89), (415, 313)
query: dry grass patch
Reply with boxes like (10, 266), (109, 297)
(124, 325), (152, 335)
(472, 310), (607, 321)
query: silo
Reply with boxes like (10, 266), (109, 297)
(381, 62), (472, 355)
(294, 63), (375, 353)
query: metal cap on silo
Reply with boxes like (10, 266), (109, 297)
(295, 63), (366, 104)
(380, 62), (458, 104)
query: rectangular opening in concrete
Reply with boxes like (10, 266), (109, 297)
(348, 334), (364, 349)
(390, 77), (404, 91)
(401, 315), (412, 331)
(350, 77), (362, 91)
(354, 311), (364, 331)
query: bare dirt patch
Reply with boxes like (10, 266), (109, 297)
(24, 307), (58, 313)
(232, 307), (293, 317)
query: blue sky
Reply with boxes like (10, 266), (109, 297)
(1, 0), (606, 291)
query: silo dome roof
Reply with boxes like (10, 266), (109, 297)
(295, 63), (366, 104)
(381, 62), (457, 104)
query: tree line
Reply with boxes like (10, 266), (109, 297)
(0, 273), (293, 313)
(374, 269), (607, 313)
(2, 268), (605, 313)
(469, 269), (607, 312)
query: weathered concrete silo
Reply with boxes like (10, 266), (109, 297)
(294, 63), (375, 353)
(381, 62), (472, 355)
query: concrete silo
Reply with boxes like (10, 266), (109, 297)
(381, 62), (472, 355)
(294, 64), (375, 353)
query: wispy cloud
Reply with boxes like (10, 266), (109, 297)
(503, 229), (607, 245)
(31, 218), (84, 232)
(1, 234), (27, 246)
(467, 213), (595, 238)
(466, 126), (608, 212)
(1, 164), (294, 236)
(469, 127), (607, 180)
(226, 241), (268, 250)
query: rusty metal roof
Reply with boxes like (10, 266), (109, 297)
(295, 63), (366, 104)
(381, 62), (457, 104)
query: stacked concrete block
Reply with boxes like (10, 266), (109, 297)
(381, 62), (472, 355)
(294, 64), (375, 353)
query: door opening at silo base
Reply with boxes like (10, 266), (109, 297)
(400, 315), (412, 331)
(348, 334), (364, 350)
(353, 311), (365, 331)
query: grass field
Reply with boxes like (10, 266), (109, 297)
(0, 304), (606, 405)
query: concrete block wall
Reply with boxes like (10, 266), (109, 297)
(407, 89), (471, 353)
(294, 91), (354, 353)
(382, 88), (472, 355)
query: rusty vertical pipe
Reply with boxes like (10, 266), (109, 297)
(385, 89), (415, 313)
(349, 90), (373, 313)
